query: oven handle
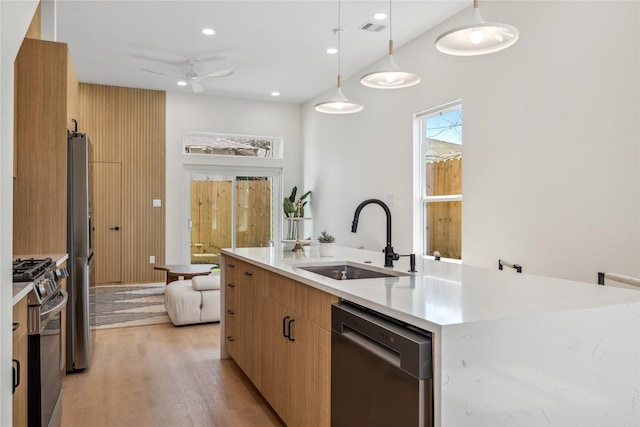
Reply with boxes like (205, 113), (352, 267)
(40, 290), (68, 322)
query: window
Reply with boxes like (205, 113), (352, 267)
(418, 102), (462, 260)
(184, 131), (283, 159)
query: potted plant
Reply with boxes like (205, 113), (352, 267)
(283, 186), (311, 239)
(317, 231), (336, 257)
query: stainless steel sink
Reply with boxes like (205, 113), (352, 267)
(297, 263), (409, 280)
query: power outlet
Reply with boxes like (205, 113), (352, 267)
(149, 256), (155, 264)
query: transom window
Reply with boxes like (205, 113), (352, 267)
(184, 131), (283, 159)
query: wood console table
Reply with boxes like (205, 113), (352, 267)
(154, 264), (215, 285)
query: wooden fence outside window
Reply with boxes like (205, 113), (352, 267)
(426, 158), (462, 259)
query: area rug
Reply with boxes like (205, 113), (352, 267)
(94, 283), (170, 330)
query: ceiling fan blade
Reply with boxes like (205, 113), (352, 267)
(194, 55), (227, 63)
(132, 53), (226, 66)
(193, 68), (234, 81)
(191, 81), (204, 93)
(140, 68), (186, 79)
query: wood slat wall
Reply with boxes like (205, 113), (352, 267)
(78, 84), (166, 283)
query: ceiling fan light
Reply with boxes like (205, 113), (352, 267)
(315, 87), (364, 114)
(177, 81), (187, 86)
(436, 6), (519, 56)
(360, 54), (421, 89)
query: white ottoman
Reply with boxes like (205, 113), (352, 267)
(164, 275), (221, 326)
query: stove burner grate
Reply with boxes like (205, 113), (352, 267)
(12, 257), (54, 282)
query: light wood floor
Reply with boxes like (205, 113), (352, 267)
(60, 323), (283, 427)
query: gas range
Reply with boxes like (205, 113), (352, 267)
(12, 257), (67, 306)
(13, 257), (54, 281)
(13, 257), (68, 427)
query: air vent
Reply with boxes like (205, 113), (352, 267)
(360, 22), (386, 32)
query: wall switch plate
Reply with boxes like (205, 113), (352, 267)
(149, 256), (155, 264)
(153, 199), (161, 208)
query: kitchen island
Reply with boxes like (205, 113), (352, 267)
(221, 245), (639, 426)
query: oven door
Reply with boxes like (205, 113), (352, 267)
(29, 292), (67, 427)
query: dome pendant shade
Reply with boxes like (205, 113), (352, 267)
(361, 51), (421, 89)
(436, 6), (519, 56)
(315, 1), (363, 115)
(360, 0), (421, 91)
(315, 81), (364, 114)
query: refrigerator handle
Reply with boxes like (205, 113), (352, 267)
(188, 219), (192, 229)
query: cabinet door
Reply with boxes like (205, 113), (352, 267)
(236, 266), (259, 381)
(259, 297), (294, 424)
(13, 298), (28, 427)
(290, 316), (331, 427)
(223, 257), (260, 382)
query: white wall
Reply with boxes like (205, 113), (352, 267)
(165, 92), (302, 263)
(0, 2), (39, 424)
(303, 1), (640, 284)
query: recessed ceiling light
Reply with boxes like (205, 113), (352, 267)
(202, 28), (215, 36)
(177, 81), (187, 86)
(374, 12), (387, 20)
(326, 48), (338, 54)
(271, 91), (280, 97)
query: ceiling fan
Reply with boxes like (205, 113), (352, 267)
(141, 59), (233, 93)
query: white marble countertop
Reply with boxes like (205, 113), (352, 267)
(222, 245), (640, 426)
(12, 253), (69, 306)
(221, 245), (639, 333)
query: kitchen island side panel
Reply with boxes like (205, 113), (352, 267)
(440, 301), (640, 426)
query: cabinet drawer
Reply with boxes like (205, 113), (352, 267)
(294, 282), (338, 331)
(12, 297), (28, 344)
(236, 261), (258, 286)
(263, 271), (295, 307)
(225, 309), (238, 333)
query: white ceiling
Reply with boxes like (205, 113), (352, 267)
(50, 1), (469, 104)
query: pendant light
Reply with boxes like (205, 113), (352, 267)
(315, 1), (363, 114)
(435, 0), (519, 56)
(360, 0), (421, 89)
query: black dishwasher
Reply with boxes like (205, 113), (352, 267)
(331, 301), (433, 427)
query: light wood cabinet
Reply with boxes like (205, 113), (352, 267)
(13, 38), (78, 254)
(222, 254), (338, 427)
(223, 257), (261, 382)
(13, 297), (28, 427)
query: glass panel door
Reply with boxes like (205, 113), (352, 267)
(235, 177), (272, 249)
(188, 172), (276, 265)
(190, 177), (233, 265)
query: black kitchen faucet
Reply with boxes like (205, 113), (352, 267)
(351, 198), (400, 268)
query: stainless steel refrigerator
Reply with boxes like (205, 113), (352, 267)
(66, 131), (95, 372)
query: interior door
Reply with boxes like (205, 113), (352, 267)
(93, 162), (122, 284)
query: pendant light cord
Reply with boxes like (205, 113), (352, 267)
(338, 0), (341, 86)
(388, 0), (394, 55)
(389, 0), (392, 41)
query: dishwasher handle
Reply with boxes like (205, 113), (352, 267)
(332, 302), (433, 380)
(341, 326), (402, 369)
